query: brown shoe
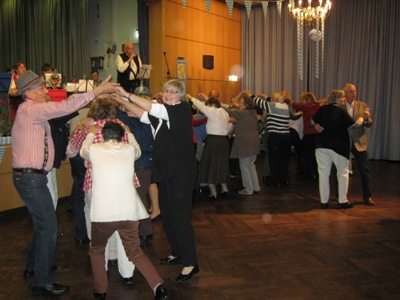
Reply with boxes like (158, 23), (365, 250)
(364, 198), (376, 206)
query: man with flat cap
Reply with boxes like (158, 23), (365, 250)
(12, 70), (118, 296)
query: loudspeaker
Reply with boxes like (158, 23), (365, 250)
(203, 55), (214, 70)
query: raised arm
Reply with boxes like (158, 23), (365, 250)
(115, 87), (152, 113)
(111, 93), (146, 118)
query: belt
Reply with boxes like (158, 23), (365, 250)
(13, 168), (47, 175)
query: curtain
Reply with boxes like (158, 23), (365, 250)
(0, 0), (90, 83)
(241, 0), (400, 160)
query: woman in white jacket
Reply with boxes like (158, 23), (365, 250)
(80, 122), (167, 300)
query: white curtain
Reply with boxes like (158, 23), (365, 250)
(241, 0), (400, 160)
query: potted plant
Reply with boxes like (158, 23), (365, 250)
(0, 105), (12, 145)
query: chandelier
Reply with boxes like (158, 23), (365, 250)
(288, 0), (332, 80)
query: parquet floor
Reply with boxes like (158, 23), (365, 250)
(1, 155), (399, 300)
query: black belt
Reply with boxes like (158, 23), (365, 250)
(13, 168), (47, 175)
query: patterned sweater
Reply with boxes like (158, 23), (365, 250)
(252, 96), (290, 134)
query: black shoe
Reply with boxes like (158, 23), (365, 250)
(219, 191), (229, 198)
(160, 256), (181, 265)
(320, 203), (328, 209)
(32, 283), (69, 296)
(262, 176), (271, 184)
(176, 265), (199, 282)
(279, 181), (290, 187)
(338, 202), (353, 209)
(93, 290), (107, 299)
(140, 234), (153, 247)
(23, 264), (57, 278)
(265, 179), (279, 187)
(208, 194), (217, 200)
(154, 284), (168, 300)
(123, 276), (133, 285)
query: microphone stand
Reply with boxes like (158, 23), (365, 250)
(163, 52), (171, 80)
(140, 70), (145, 89)
(139, 65), (150, 89)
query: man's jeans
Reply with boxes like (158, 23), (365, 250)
(13, 172), (57, 287)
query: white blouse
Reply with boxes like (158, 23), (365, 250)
(80, 133), (149, 222)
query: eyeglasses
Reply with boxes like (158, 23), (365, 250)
(163, 89), (178, 95)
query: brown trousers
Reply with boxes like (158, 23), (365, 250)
(90, 221), (162, 293)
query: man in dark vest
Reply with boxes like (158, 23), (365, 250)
(116, 43), (142, 93)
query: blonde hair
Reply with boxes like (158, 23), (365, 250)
(87, 98), (116, 120)
(272, 92), (284, 103)
(327, 90), (344, 104)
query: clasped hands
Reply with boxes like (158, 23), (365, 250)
(362, 108), (370, 120)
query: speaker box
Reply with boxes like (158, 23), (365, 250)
(203, 55), (214, 70)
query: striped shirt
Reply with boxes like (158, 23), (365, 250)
(253, 96), (290, 134)
(70, 118), (140, 191)
(12, 91), (95, 172)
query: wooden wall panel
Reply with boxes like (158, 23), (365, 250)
(0, 146), (23, 211)
(165, 36), (241, 80)
(148, 0), (242, 102)
(148, 1), (165, 93)
(164, 1), (241, 49)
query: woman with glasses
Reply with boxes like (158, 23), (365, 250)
(114, 80), (199, 282)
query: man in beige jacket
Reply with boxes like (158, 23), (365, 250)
(340, 83), (375, 206)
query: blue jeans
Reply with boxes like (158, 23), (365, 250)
(13, 172), (57, 287)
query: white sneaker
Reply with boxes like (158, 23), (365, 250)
(238, 189), (253, 195)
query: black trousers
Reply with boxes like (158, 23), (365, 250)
(268, 132), (291, 183)
(158, 171), (198, 267)
(300, 133), (318, 178)
(351, 146), (372, 200)
(289, 128), (302, 173)
(69, 154), (88, 241)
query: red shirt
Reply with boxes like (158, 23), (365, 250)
(292, 102), (320, 135)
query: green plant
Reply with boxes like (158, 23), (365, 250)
(0, 105), (12, 137)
